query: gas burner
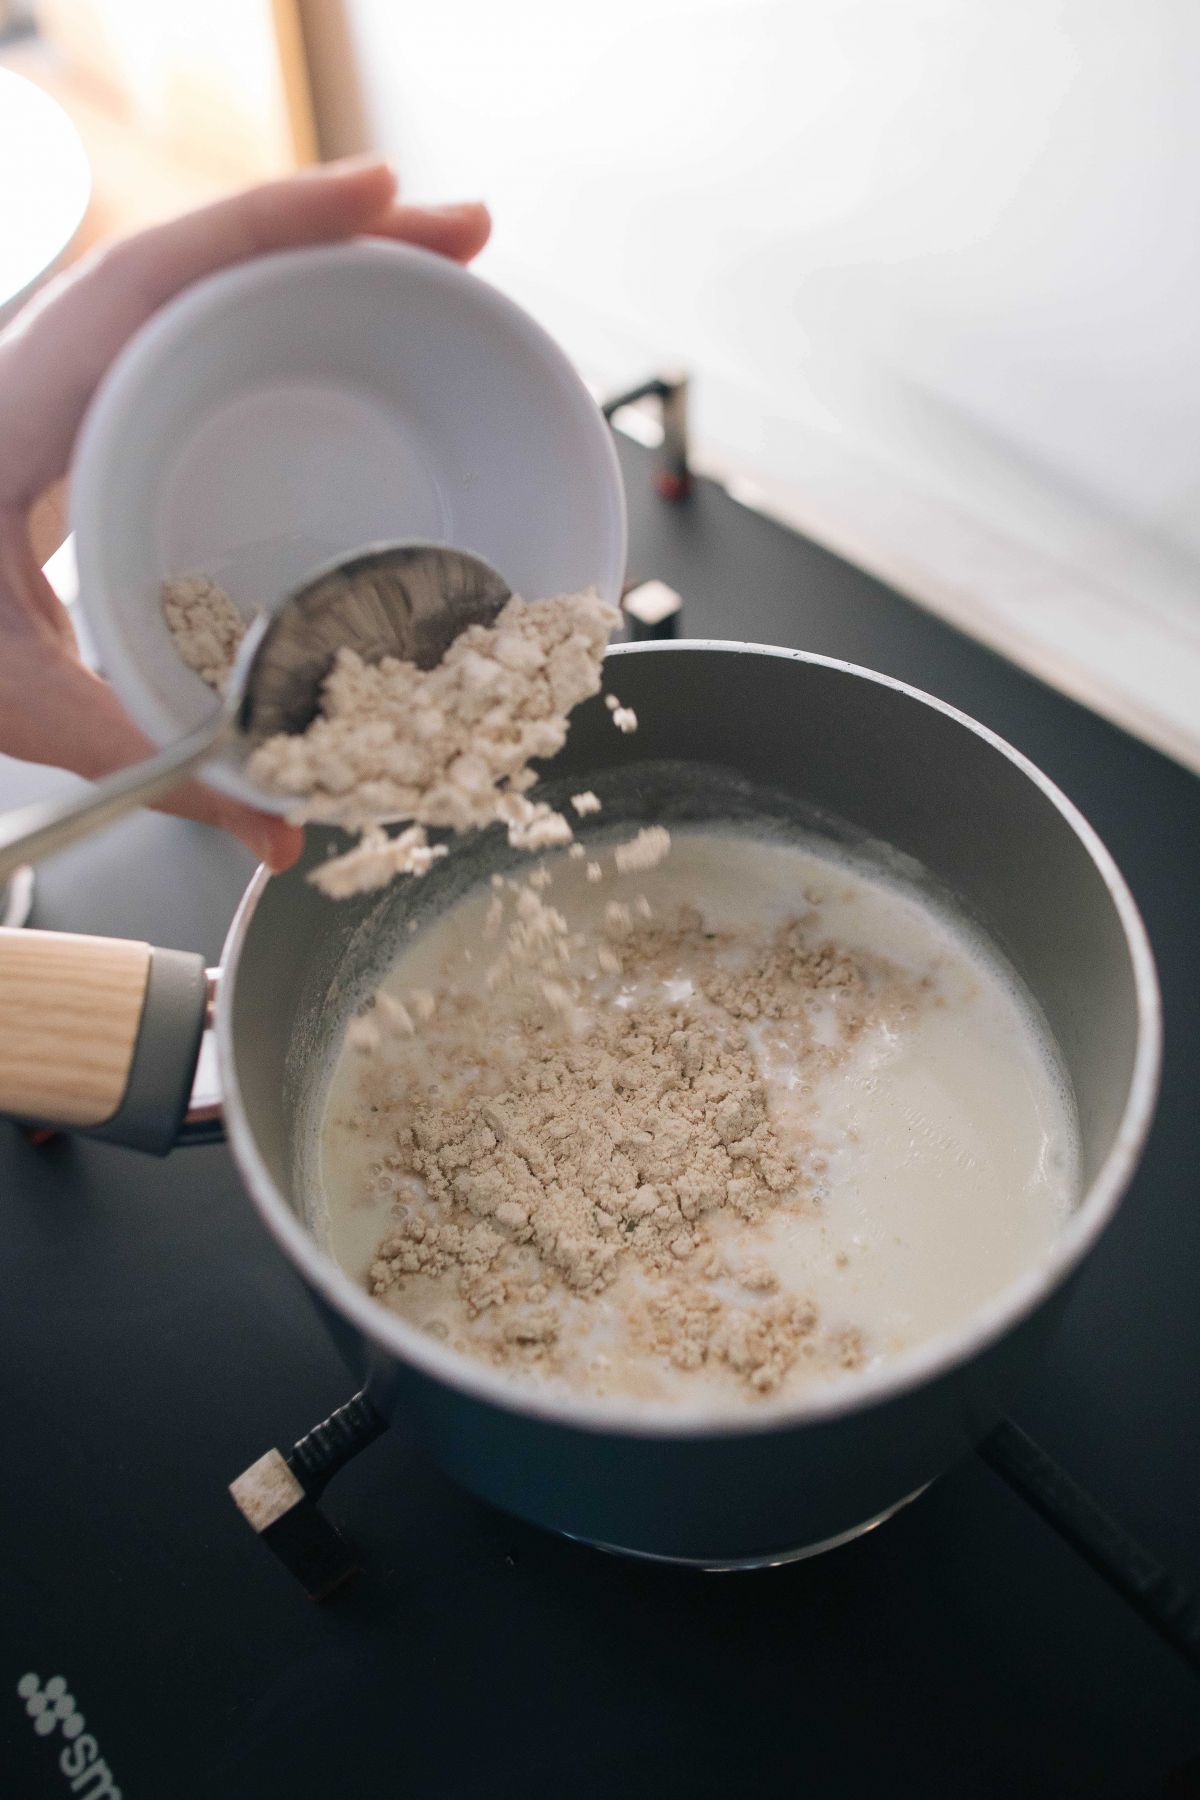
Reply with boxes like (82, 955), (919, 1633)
(228, 1392), (1200, 1674)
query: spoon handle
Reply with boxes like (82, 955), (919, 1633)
(0, 706), (232, 882)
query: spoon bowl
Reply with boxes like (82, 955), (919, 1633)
(236, 543), (512, 741)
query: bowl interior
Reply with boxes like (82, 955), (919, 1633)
(71, 241), (626, 809)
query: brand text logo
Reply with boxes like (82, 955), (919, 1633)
(16, 1673), (122, 1798)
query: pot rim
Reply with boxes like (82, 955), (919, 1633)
(216, 640), (1162, 1440)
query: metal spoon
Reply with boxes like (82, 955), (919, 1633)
(0, 543), (512, 881)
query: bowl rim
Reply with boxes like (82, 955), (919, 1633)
(217, 640), (1163, 1440)
(69, 238), (628, 809)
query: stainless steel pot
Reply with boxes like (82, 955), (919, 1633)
(0, 644), (1161, 1566)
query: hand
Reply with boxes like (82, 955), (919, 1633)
(0, 159), (490, 871)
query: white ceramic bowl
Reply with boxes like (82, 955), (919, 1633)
(71, 241), (627, 812)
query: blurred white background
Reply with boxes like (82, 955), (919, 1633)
(10, 0), (1198, 763)
(304, 0), (1200, 766)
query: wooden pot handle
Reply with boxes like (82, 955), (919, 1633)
(0, 927), (209, 1152)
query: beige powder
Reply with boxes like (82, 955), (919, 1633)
(162, 576), (628, 896)
(307, 825), (449, 900)
(613, 826), (672, 874)
(604, 693), (638, 734)
(161, 576), (246, 690)
(320, 831), (1082, 1411)
(339, 883), (914, 1397)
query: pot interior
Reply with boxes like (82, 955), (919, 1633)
(226, 646), (1151, 1296)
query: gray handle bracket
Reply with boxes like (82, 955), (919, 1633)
(87, 947), (210, 1156)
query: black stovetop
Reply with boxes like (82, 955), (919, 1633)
(2, 436), (1198, 1799)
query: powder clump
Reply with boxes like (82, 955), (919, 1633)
(162, 576), (620, 894)
(311, 826), (448, 899)
(350, 890), (900, 1397)
(246, 589), (617, 843)
(161, 576), (246, 690)
(614, 826), (672, 874)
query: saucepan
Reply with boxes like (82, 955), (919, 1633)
(0, 640), (1160, 1566)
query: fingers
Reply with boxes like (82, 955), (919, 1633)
(2, 507), (304, 869)
(158, 784), (306, 873)
(374, 200), (492, 263)
(0, 635), (304, 871)
(0, 506), (80, 650)
(0, 159), (491, 506)
(0, 159), (493, 871)
(0, 158), (387, 505)
(101, 156), (400, 305)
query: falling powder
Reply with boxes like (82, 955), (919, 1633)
(162, 577), (630, 896)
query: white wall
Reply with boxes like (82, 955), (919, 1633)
(307, 0), (1200, 748)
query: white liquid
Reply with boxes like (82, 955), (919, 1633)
(314, 830), (1079, 1409)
